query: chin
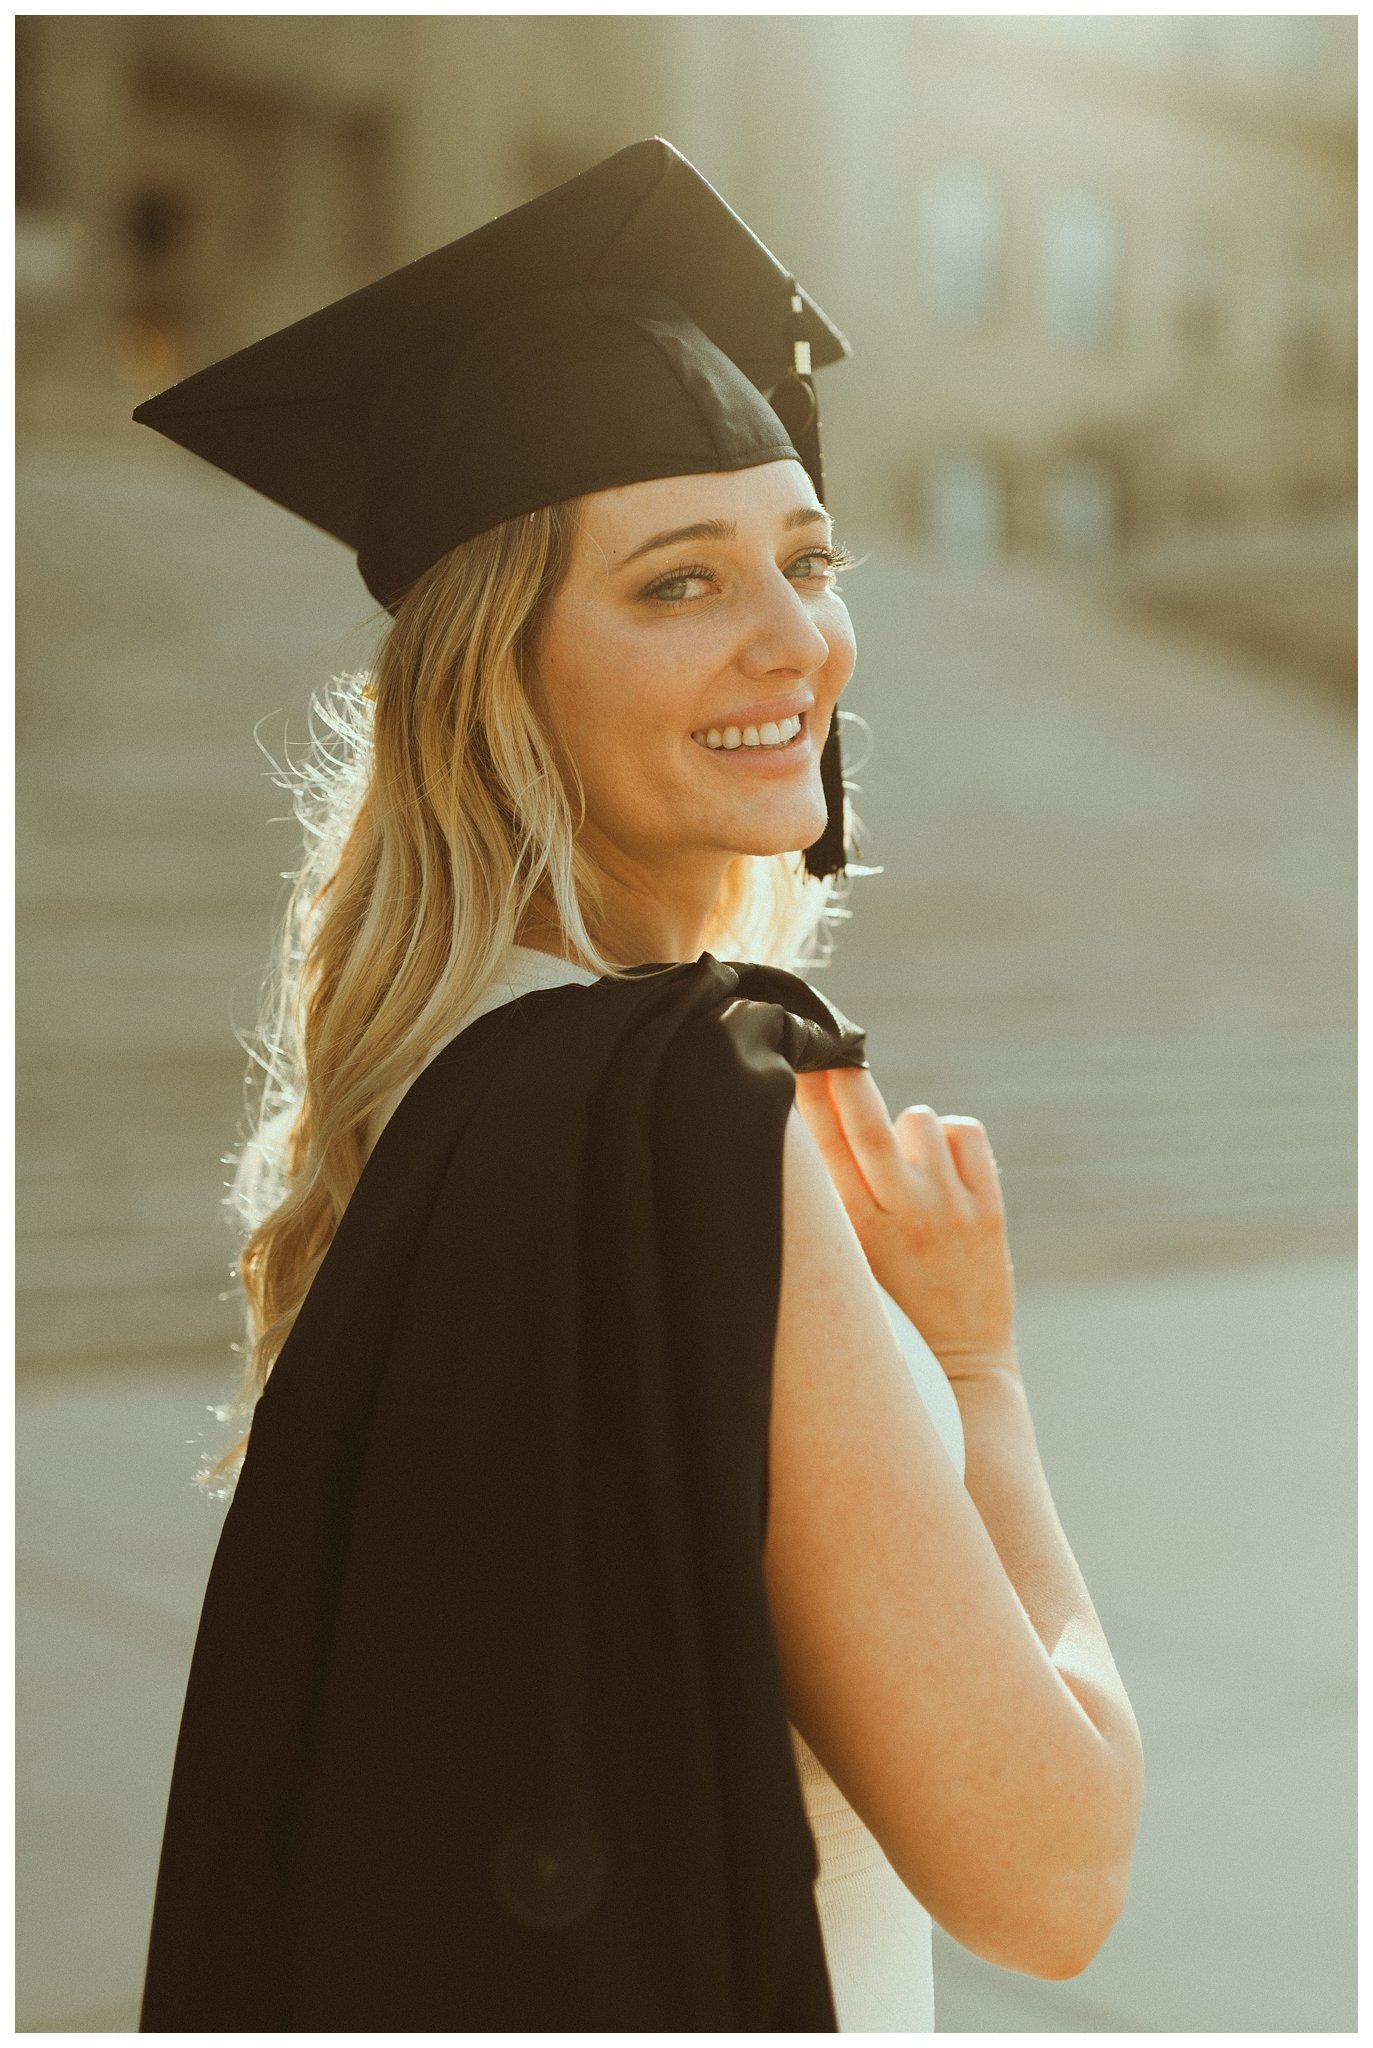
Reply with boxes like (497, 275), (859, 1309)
(725, 817), (829, 863)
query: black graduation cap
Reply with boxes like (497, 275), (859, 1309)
(131, 136), (854, 878)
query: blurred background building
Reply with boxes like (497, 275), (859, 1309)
(17, 13), (1356, 685)
(17, 13), (1355, 2036)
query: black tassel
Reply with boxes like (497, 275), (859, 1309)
(771, 277), (845, 882)
(803, 715), (847, 882)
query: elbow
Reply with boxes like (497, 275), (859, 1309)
(912, 1727), (1146, 1982)
(1026, 1725), (1145, 1978)
(932, 1848), (1134, 1983)
(937, 1795), (1142, 1984)
(949, 1855), (1133, 1983)
(1028, 1769), (1147, 1974)
(1027, 1857), (1133, 1979)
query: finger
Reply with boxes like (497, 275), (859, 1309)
(891, 1103), (960, 1193)
(792, 1070), (846, 1155)
(941, 1116), (1005, 1210)
(822, 1067), (917, 1213)
(793, 1071), (882, 1218)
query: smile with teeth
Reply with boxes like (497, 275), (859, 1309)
(691, 712), (805, 751)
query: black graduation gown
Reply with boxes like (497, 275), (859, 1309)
(139, 952), (869, 2031)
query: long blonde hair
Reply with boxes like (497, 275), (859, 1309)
(209, 497), (866, 1489)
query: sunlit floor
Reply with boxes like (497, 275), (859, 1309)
(16, 1253), (1354, 2032)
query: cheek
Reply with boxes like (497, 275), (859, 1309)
(536, 601), (622, 732)
(537, 606), (685, 784)
(560, 610), (715, 745)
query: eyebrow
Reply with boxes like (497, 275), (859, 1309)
(616, 505), (830, 570)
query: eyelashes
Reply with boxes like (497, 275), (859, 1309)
(642, 541), (858, 608)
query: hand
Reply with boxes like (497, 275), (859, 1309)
(793, 1066), (1019, 1384)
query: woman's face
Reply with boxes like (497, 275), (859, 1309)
(529, 457), (856, 887)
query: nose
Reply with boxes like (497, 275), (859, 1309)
(735, 567), (834, 683)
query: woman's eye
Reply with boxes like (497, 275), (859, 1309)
(643, 542), (855, 608)
(651, 573), (710, 604)
(790, 544), (857, 584)
(644, 562), (716, 606)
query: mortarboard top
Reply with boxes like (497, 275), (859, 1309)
(131, 136), (854, 878)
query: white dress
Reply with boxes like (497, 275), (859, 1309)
(368, 947), (966, 2032)
(788, 1291), (966, 2032)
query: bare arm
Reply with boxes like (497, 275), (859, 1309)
(764, 1093), (1143, 1981)
(941, 1366), (1144, 1968)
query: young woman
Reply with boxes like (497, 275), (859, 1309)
(133, 140), (1142, 2033)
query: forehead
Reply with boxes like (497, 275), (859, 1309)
(569, 458), (821, 567)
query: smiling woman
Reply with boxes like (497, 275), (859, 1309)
(129, 136), (1140, 2035)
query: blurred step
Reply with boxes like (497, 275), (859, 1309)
(18, 1281), (242, 1366)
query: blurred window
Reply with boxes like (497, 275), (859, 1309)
(127, 187), (194, 265)
(337, 109), (396, 278)
(1173, 236), (1229, 360)
(15, 18), (54, 208)
(1279, 259), (1337, 398)
(1041, 194), (1120, 347)
(1045, 457), (1117, 557)
(920, 169), (1005, 327)
(926, 452), (1005, 558)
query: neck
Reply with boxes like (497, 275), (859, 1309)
(519, 847), (730, 970)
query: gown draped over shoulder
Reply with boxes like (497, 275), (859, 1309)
(367, 946), (967, 2034)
